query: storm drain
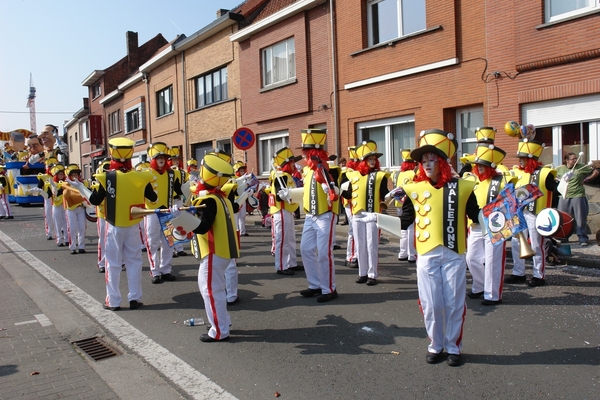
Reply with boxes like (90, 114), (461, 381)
(72, 337), (121, 361)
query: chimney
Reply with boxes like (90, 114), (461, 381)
(217, 9), (229, 18)
(126, 31), (139, 56)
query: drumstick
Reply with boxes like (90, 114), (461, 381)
(130, 205), (204, 219)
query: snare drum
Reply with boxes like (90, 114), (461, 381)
(85, 207), (98, 223)
(535, 208), (575, 239)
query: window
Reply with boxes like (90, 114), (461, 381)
(262, 38), (295, 88)
(157, 86), (173, 117)
(546, 0), (599, 22)
(456, 107), (484, 170)
(367, 0), (426, 46)
(81, 121), (90, 141)
(195, 67), (228, 108)
(69, 135), (73, 148)
(125, 103), (145, 133)
(216, 139), (232, 155)
(357, 116), (415, 168)
(92, 83), (101, 99)
(108, 110), (121, 135)
(258, 131), (289, 175)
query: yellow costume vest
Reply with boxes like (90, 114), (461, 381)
(269, 172), (298, 214)
(95, 170), (155, 227)
(403, 178), (476, 255)
(350, 171), (387, 214)
(302, 167), (339, 216)
(394, 170), (415, 207)
(146, 169), (175, 209)
(52, 183), (64, 207)
(512, 166), (556, 214)
(193, 193), (240, 259)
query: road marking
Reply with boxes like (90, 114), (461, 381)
(14, 314), (52, 327)
(0, 231), (237, 400)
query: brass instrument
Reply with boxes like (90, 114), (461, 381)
(130, 205), (204, 219)
(517, 231), (535, 259)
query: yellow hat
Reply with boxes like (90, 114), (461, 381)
(348, 146), (358, 161)
(410, 129), (458, 161)
(200, 154), (234, 188)
(207, 148), (232, 163)
(459, 153), (476, 164)
(168, 147), (181, 158)
(475, 127), (496, 143)
(355, 140), (383, 161)
(273, 147), (301, 167)
(516, 139), (545, 160)
(233, 161), (247, 172)
(50, 164), (65, 176)
(109, 138), (135, 161)
(187, 159), (198, 167)
(96, 159), (111, 174)
(474, 144), (506, 168)
(135, 161), (150, 171)
(45, 156), (59, 167)
(300, 129), (327, 149)
(147, 142), (169, 159)
(401, 149), (414, 162)
(66, 163), (81, 176)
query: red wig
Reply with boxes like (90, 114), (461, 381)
(150, 158), (169, 174)
(303, 148), (330, 171)
(109, 159), (133, 172)
(346, 160), (358, 170)
(473, 164), (499, 181)
(518, 158), (543, 174)
(400, 161), (418, 172)
(357, 158), (381, 175)
(280, 160), (295, 175)
(413, 154), (454, 188)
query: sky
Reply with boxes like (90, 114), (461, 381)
(0, 0), (243, 133)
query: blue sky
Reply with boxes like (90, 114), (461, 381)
(0, 0), (242, 133)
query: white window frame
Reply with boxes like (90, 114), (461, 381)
(108, 110), (121, 135)
(367, 0), (426, 47)
(195, 67), (228, 108)
(545, 0), (599, 23)
(455, 106), (484, 170)
(124, 103), (146, 134)
(81, 120), (90, 142)
(357, 115), (415, 169)
(262, 38), (296, 88)
(258, 131), (289, 175)
(156, 86), (173, 117)
(92, 83), (102, 99)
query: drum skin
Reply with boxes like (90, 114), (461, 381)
(535, 208), (574, 240)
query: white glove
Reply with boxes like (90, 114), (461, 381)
(28, 153), (42, 164)
(235, 189), (251, 205)
(169, 205), (181, 218)
(277, 188), (291, 203)
(321, 183), (330, 193)
(236, 181), (247, 196)
(365, 212), (378, 223)
(68, 178), (84, 189)
(196, 190), (208, 198)
(340, 181), (350, 191)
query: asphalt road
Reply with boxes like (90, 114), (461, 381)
(1, 204), (599, 399)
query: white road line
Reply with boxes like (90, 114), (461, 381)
(35, 314), (53, 326)
(0, 231), (237, 400)
(14, 320), (38, 326)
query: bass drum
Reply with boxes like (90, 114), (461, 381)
(85, 207), (98, 223)
(535, 208), (574, 240)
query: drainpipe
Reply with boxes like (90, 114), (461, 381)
(329, 0), (340, 157)
(181, 51), (189, 159)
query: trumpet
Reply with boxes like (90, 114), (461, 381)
(517, 231), (536, 259)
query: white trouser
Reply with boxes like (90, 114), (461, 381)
(272, 209), (297, 271)
(52, 205), (67, 245)
(236, 203), (247, 235)
(173, 198), (184, 253)
(104, 224), (143, 307)
(300, 212), (336, 294)
(0, 194), (12, 217)
(199, 253), (231, 340)
(67, 206), (86, 251)
(399, 223), (416, 260)
(511, 211), (546, 279)
(353, 211), (380, 279)
(225, 258), (238, 302)
(465, 224), (506, 301)
(144, 213), (173, 277)
(345, 205), (356, 262)
(416, 245), (467, 355)
(97, 218), (106, 269)
(44, 197), (54, 238)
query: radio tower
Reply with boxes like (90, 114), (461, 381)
(26, 73), (37, 133)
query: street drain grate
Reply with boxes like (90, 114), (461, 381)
(72, 337), (121, 361)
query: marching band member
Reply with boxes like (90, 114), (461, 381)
(187, 158), (199, 175)
(145, 142), (182, 284)
(95, 159), (111, 273)
(50, 164), (68, 247)
(64, 164), (87, 254)
(269, 147), (301, 275)
(299, 129), (341, 303)
(506, 138), (557, 287)
(168, 147), (188, 258)
(342, 140), (389, 286)
(464, 130), (513, 305)
(0, 165), (13, 220)
(37, 157), (59, 239)
(88, 138), (157, 311)
(393, 149), (417, 263)
(187, 154), (239, 342)
(399, 129), (480, 366)
(233, 161), (249, 236)
(342, 147), (359, 268)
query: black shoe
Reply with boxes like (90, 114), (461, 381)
(467, 291), (483, 299)
(447, 354), (462, 367)
(121, 265), (126, 271)
(356, 276), (368, 284)
(288, 265), (304, 271)
(528, 277), (546, 287)
(5, 216), (14, 219)
(341, 221), (349, 226)
(58, 243), (65, 247)
(481, 299), (502, 306)
(277, 269), (295, 275)
(129, 300), (143, 310)
(300, 288), (322, 298)
(316, 290), (338, 303)
(47, 236), (53, 240)
(161, 273), (176, 281)
(200, 334), (229, 342)
(241, 233), (249, 237)
(333, 245), (342, 250)
(99, 267), (105, 273)
(426, 352), (444, 364)
(346, 260), (359, 268)
(103, 304), (120, 311)
(366, 278), (378, 286)
(227, 296), (239, 305)
(408, 259), (417, 264)
(70, 250), (77, 255)
(151, 275), (163, 284)
(398, 257), (408, 261)
(504, 274), (526, 284)
(0, 216), (4, 220)
(141, 247), (147, 252)
(78, 249), (86, 254)
(172, 252), (179, 258)
(177, 251), (188, 256)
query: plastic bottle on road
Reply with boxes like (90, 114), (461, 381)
(183, 318), (204, 326)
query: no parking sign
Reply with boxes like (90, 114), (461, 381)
(232, 127), (255, 151)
